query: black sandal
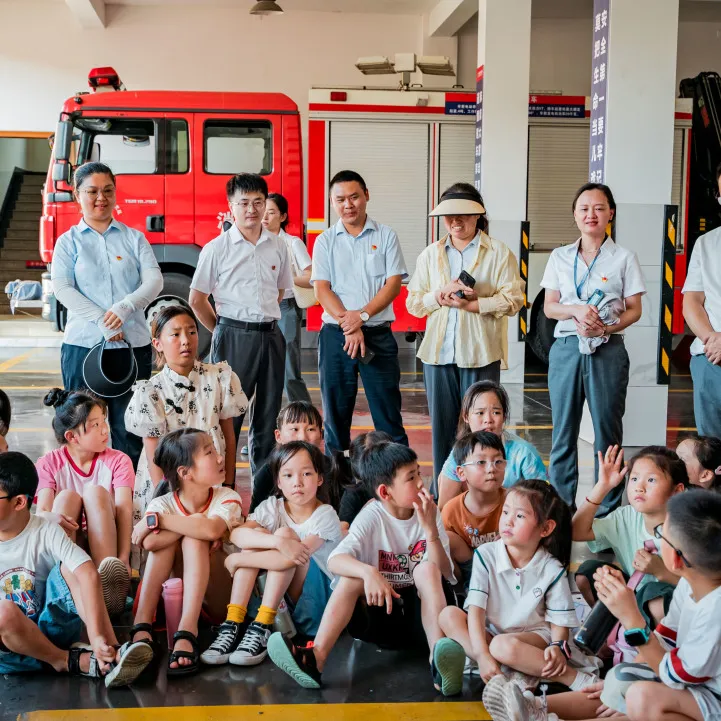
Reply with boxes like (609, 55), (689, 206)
(67, 643), (103, 679)
(167, 630), (200, 677)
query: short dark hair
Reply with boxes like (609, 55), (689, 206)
(277, 401), (323, 431)
(0, 451), (38, 502)
(627, 446), (689, 490)
(329, 170), (367, 193)
(0, 388), (10, 436)
(74, 162), (116, 191)
(667, 489), (721, 574)
(150, 305), (198, 369)
(226, 173), (268, 201)
(356, 441), (418, 497)
(457, 381), (510, 437)
(572, 183), (617, 214)
(439, 182), (489, 234)
(153, 428), (207, 497)
(715, 161), (721, 185)
(685, 435), (721, 490)
(43, 388), (107, 445)
(453, 430), (506, 466)
(267, 192), (290, 231)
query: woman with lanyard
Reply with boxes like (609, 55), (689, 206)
(541, 182), (645, 516)
(407, 182), (525, 496)
(51, 162), (163, 468)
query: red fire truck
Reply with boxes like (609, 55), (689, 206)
(41, 67), (302, 354)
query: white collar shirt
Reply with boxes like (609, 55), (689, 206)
(682, 227), (721, 355)
(190, 224), (292, 322)
(465, 538), (577, 636)
(540, 238), (646, 338)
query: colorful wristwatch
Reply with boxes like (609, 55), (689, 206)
(146, 512), (160, 534)
(548, 640), (571, 659)
(623, 625), (651, 647)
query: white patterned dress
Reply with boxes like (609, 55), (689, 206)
(124, 360), (248, 528)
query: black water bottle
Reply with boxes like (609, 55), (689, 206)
(574, 600), (618, 655)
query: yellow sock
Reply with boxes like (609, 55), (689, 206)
(226, 604), (247, 624)
(255, 605), (277, 626)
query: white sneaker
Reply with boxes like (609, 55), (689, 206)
(229, 621), (272, 666)
(569, 669), (601, 691)
(482, 675), (559, 721)
(503, 665), (540, 692)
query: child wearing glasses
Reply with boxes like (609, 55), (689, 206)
(572, 445), (688, 629)
(441, 431), (507, 585)
(124, 305), (247, 565)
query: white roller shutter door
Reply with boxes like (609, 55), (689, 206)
(438, 123), (475, 192)
(328, 121), (429, 274)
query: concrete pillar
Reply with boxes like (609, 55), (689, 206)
(581, 0), (679, 447)
(476, 0), (532, 384)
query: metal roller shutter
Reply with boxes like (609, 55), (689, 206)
(328, 121), (429, 274)
(438, 123), (475, 193)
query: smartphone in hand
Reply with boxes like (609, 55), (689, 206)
(455, 269), (477, 298)
(358, 348), (376, 365)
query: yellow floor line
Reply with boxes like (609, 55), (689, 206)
(0, 349), (38, 373)
(21, 702), (490, 721)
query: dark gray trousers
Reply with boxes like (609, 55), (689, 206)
(278, 298), (311, 403)
(548, 335), (629, 515)
(423, 361), (501, 497)
(210, 321), (285, 475)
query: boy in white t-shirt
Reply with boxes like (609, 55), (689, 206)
(0, 452), (151, 687)
(267, 442), (466, 696)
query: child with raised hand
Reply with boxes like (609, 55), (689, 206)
(267, 442), (465, 697)
(128, 428), (243, 677)
(125, 305), (247, 530)
(676, 435), (721, 491)
(440, 479), (600, 700)
(248, 401), (325, 513)
(201, 440), (342, 667)
(573, 445), (687, 628)
(441, 430), (507, 584)
(0, 452), (152, 688)
(0, 388), (10, 453)
(36, 388), (134, 617)
(437, 380), (547, 509)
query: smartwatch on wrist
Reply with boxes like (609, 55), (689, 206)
(548, 640), (570, 659)
(623, 625), (651, 647)
(146, 512), (160, 534)
(359, 310), (370, 323)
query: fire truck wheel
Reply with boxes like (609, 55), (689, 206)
(145, 272), (213, 360)
(527, 289), (557, 366)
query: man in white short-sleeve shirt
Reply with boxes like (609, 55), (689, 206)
(683, 172), (721, 437)
(190, 174), (292, 475)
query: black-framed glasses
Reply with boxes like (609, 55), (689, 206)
(654, 525), (693, 568)
(0, 495), (14, 501)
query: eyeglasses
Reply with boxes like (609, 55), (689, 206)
(80, 188), (116, 200)
(0, 495), (13, 501)
(654, 525), (693, 568)
(231, 200), (266, 212)
(460, 459), (507, 470)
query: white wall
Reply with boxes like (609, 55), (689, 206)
(0, 2), (453, 133)
(0, 138), (50, 210)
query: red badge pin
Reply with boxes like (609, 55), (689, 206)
(272, 265), (277, 270)
(371, 245), (378, 251)
(601, 276), (608, 282)
(116, 256), (123, 261)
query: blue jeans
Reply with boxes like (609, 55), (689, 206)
(0, 564), (82, 673)
(288, 558), (332, 638)
(691, 353), (721, 438)
(318, 323), (407, 455)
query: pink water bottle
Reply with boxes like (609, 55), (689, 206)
(162, 577), (183, 650)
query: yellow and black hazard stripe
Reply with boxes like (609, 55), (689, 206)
(519, 221), (530, 340)
(657, 205), (677, 385)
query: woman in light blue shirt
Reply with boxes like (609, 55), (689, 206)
(51, 162), (163, 467)
(437, 380), (547, 510)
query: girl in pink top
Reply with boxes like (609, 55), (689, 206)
(35, 388), (134, 617)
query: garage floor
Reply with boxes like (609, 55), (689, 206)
(0, 345), (696, 721)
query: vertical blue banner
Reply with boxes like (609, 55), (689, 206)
(589, 0), (610, 182)
(474, 65), (484, 192)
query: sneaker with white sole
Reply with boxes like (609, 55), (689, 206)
(200, 620), (245, 665)
(569, 669), (601, 691)
(104, 641), (154, 688)
(482, 675), (559, 721)
(229, 621), (273, 666)
(98, 557), (130, 618)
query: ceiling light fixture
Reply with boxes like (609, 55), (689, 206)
(250, 0), (284, 16)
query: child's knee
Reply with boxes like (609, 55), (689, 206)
(182, 536), (210, 552)
(82, 484), (112, 504)
(438, 604), (465, 628)
(55, 489), (81, 507)
(274, 526), (300, 541)
(625, 682), (658, 720)
(412, 560), (442, 589)
(0, 599), (23, 632)
(336, 575), (365, 597)
(488, 634), (520, 662)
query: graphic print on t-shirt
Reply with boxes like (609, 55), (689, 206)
(378, 540), (426, 588)
(463, 524), (500, 549)
(1, 567), (38, 620)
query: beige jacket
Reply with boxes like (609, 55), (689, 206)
(406, 233), (525, 368)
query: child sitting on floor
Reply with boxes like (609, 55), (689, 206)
(128, 428), (243, 677)
(441, 430), (507, 584)
(439, 479), (600, 694)
(676, 435), (721, 491)
(267, 441), (465, 697)
(36, 388), (134, 617)
(573, 445), (687, 628)
(0, 452), (151, 688)
(201, 440), (342, 667)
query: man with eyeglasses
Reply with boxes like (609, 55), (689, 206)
(190, 174), (292, 476)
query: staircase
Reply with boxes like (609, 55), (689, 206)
(0, 172), (45, 315)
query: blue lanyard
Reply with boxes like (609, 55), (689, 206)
(573, 243), (603, 298)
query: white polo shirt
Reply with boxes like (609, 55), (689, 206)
(465, 538), (578, 636)
(682, 228), (721, 356)
(540, 238), (646, 338)
(191, 224), (293, 322)
(280, 229), (312, 300)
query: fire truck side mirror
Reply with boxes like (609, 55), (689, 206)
(52, 162), (71, 184)
(54, 120), (73, 162)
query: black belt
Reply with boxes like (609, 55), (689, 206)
(218, 317), (277, 332)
